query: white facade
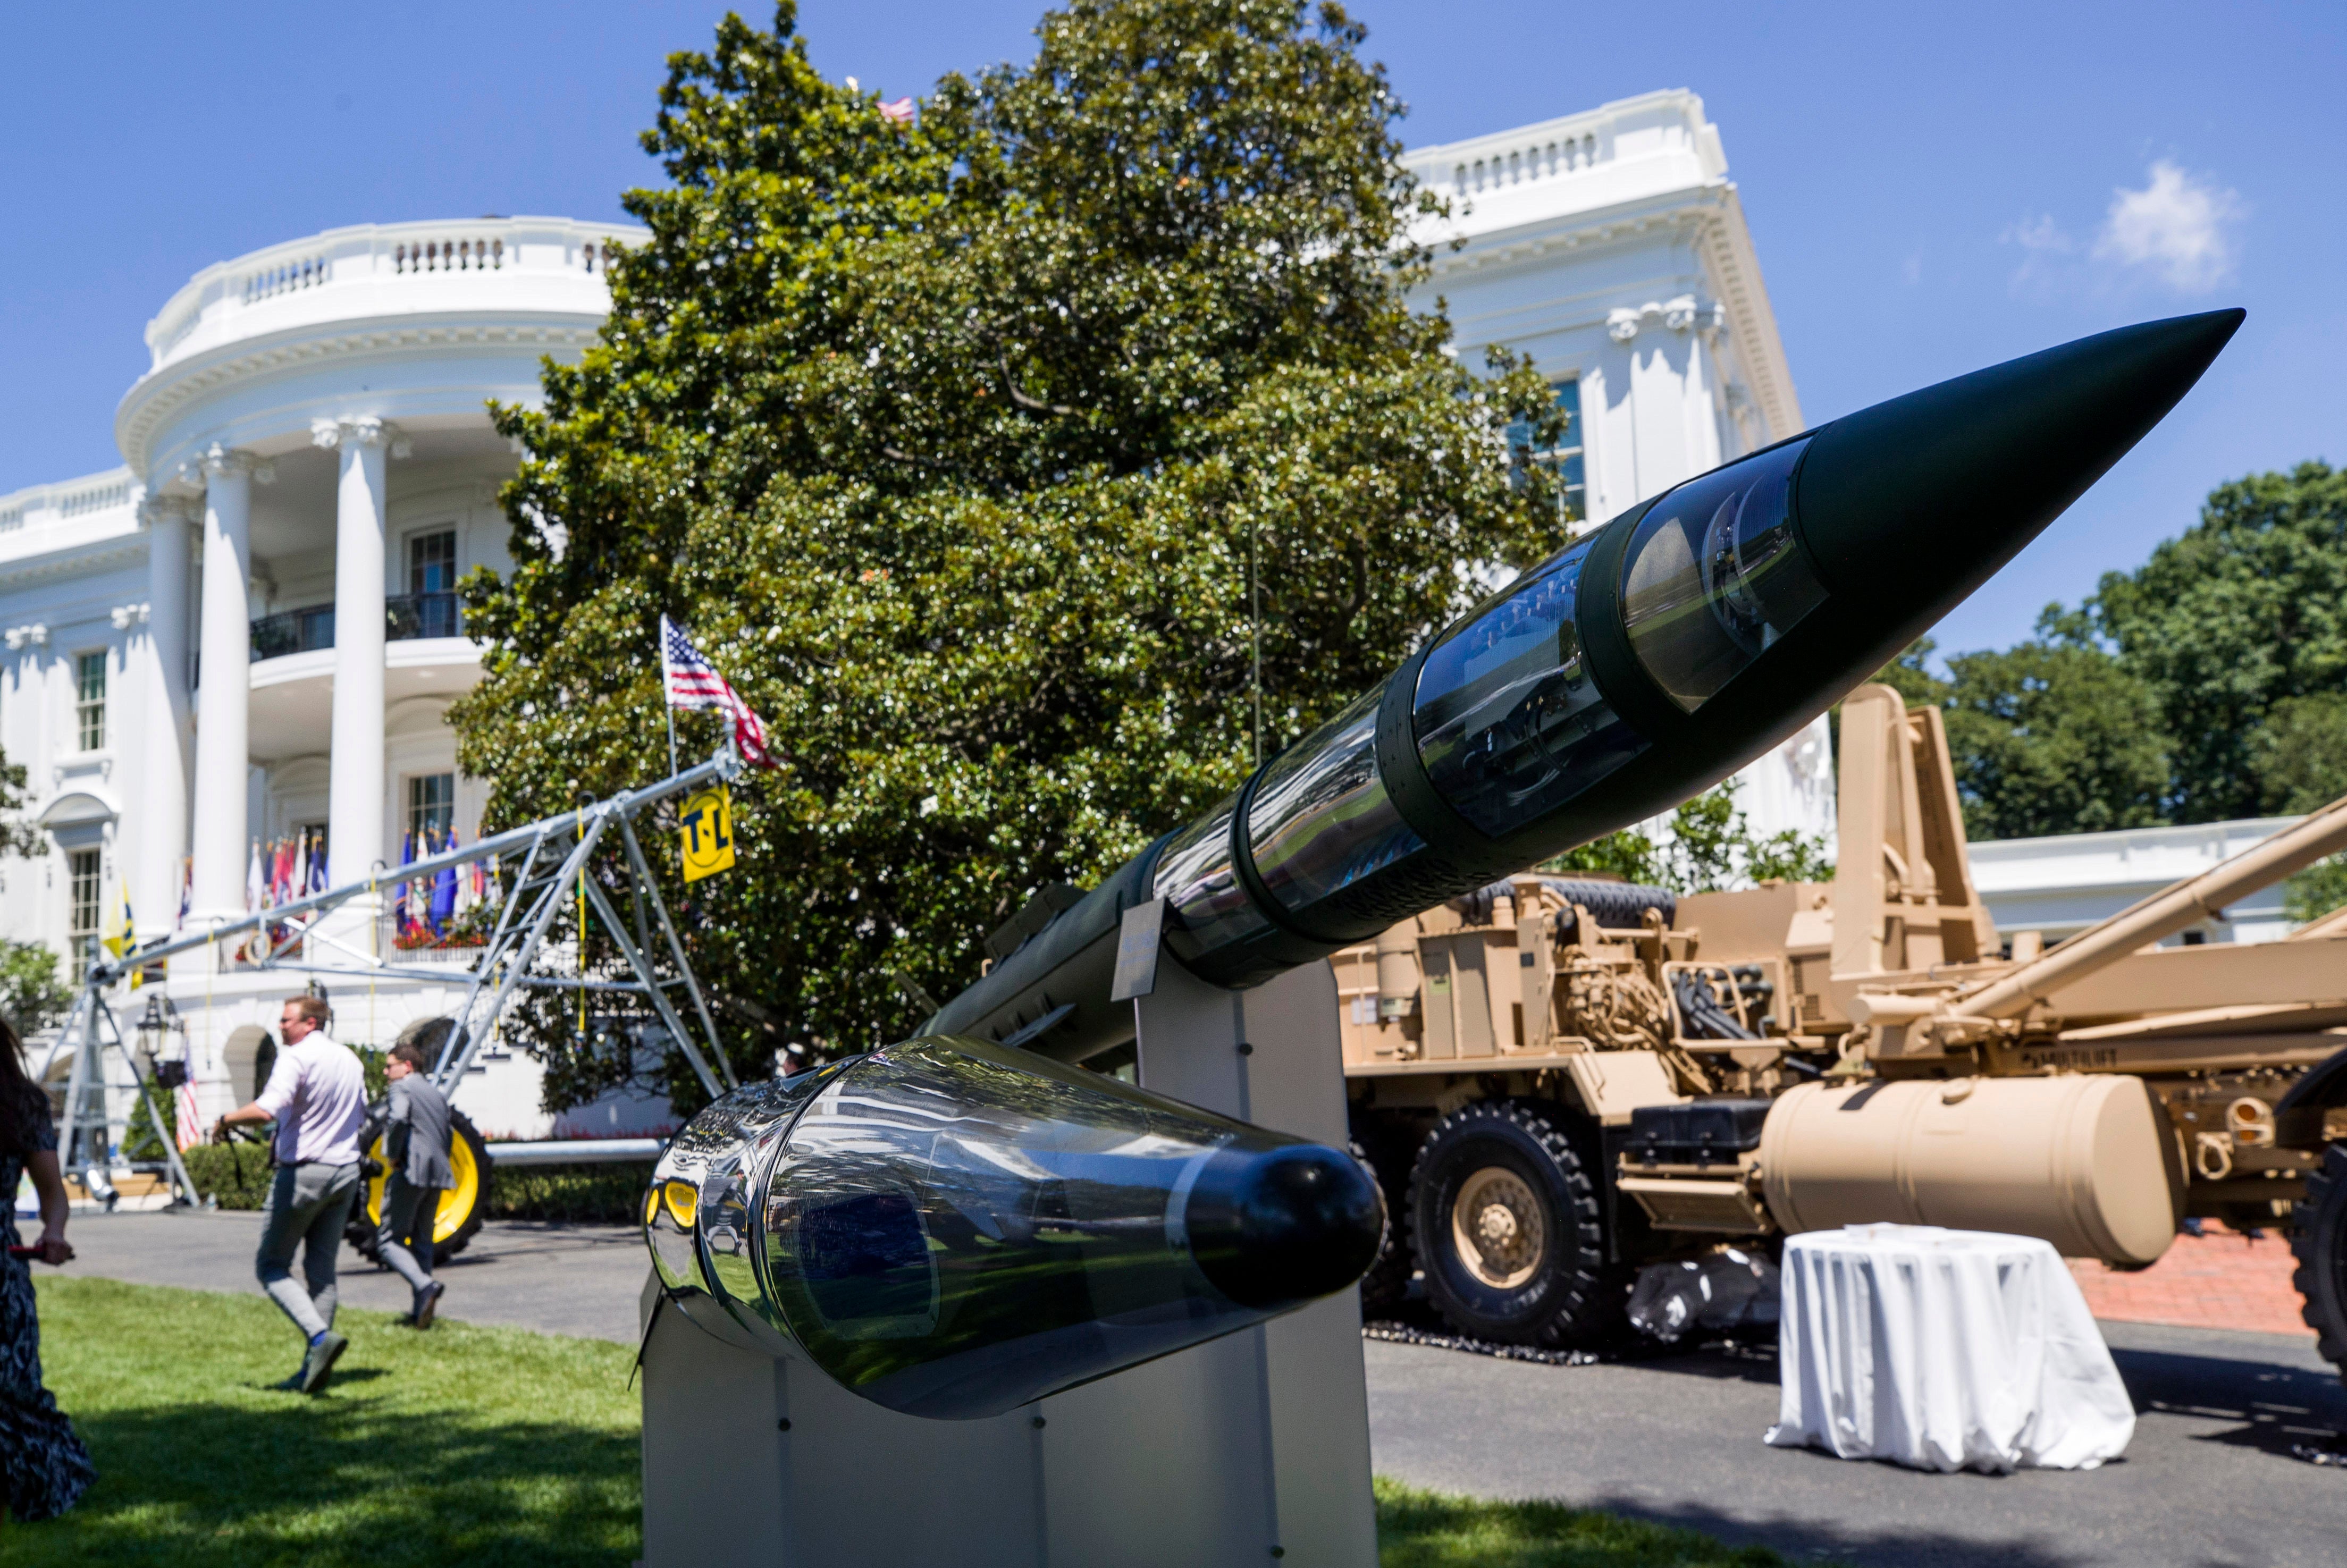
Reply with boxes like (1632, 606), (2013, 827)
(1969, 817), (2301, 948)
(1401, 90), (1830, 850)
(2, 93), (1822, 1151)
(1, 218), (660, 1141)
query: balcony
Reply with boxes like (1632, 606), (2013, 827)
(246, 592), (459, 660)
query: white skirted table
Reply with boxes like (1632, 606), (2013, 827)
(1766, 1224), (2136, 1472)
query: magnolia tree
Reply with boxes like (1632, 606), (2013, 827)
(455, 0), (1577, 1109)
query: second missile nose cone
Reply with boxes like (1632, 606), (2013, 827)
(1186, 1142), (1385, 1309)
(1795, 308), (2243, 625)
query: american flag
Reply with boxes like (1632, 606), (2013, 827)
(660, 615), (775, 768)
(174, 1077), (201, 1153)
(879, 96), (915, 125)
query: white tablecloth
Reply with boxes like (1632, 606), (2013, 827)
(1765, 1224), (2135, 1472)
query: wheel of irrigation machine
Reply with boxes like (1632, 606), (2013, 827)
(2291, 1143), (2347, 1383)
(1406, 1098), (1626, 1347)
(346, 1108), (491, 1268)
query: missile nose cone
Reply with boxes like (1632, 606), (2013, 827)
(1185, 1142), (1385, 1309)
(1794, 309), (2243, 620)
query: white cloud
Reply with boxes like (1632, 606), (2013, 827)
(2005, 213), (2073, 255)
(2092, 161), (2243, 292)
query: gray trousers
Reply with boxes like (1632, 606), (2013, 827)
(378, 1175), (441, 1297)
(256, 1160), (359, 1339)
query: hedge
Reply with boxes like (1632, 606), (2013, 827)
(174, 1145), (652, 1226)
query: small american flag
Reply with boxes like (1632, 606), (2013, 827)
(879, 96), (915, 125)
(661, 615), (775, 768)
(174, 1078), (201, 1153)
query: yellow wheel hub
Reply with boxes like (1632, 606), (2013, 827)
(364, 1125), (483, 1245)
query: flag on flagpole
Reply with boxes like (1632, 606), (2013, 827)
(246, 840), (264, 913)
(879, 96), (915, 125)
(661, 615), (776, 767)
(175, 1079), (201, 1153)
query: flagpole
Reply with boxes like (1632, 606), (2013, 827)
(659, 614), (679, 779)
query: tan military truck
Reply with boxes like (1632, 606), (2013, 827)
(1339, 684), (2347, 1378)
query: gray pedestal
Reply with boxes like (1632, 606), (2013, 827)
(638, 957), (1376, 1567)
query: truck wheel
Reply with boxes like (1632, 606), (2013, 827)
(2291, 1144), (2347, 1377)
(1406, 1100), (1622, 1347)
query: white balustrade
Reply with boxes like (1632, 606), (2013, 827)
(0, 473), (137, 534)
(145, 217), (649, 368)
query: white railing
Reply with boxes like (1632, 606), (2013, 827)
(1401, 89), (1723, 206)
(0, 470), (137, 535)
(1429, 133), (1602, 198)
(146, 217), (651, 367)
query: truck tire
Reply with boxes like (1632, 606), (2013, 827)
(347, 1109), (491, 1268)
(1406, 1099), (1624, 1347)
(2291, 1143), (2347, 1379)
(1350, 1136), (1412, 1317)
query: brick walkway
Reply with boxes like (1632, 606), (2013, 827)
(2070, 1224), (2315, 1337)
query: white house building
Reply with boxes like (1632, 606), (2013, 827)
(2, 90), (1835, 1153)
(1401, 90), (1834, 847)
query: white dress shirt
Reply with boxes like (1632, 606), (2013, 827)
(253, 1031), (369, 1166)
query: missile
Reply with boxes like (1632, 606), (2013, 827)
(923, 309), (2244, 1059)
(645, 1035), (1384, 1419)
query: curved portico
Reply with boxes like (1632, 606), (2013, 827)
(114, 216), (645, 955)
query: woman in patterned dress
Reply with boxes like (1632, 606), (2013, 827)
(0, 1015), (94, 1521)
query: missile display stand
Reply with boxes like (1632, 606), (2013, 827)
(637, 935), (1377, 1568)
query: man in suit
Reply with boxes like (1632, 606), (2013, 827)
(215, 994), (366, 1394)
(378, 1039), (455, 1328)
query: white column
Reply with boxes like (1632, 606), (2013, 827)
(187, 446), (254, 928)
(137, 496), (196, 940)
(317, 416), (389, 888)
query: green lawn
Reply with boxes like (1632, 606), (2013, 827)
(1375, 1480), (1794, 1567)
(19, 1275), (1793, 1567)
(20, 1276), (639, 1566)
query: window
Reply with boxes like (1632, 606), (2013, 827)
(68, 849), (101, 971)
(75, 651), (106, 751)
(399, 529), (460, 639)
(407, 773), (456, 850)
(409, 529), (457, 595)
(1508, 378), (1587, 528)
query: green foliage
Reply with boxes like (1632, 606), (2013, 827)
(178, 1141), (275, 1209)
(0, 937), (71, 1034)
(1544, 782), (1832, 895)
(2286, 857), (2347, 926)
(1374, 1478), (1796, 1566)
(2088, 460), (2347, 822)
(486, 1161), (655, 1224)
(455, 0), (1569, 1108)
(0, 744), (39, 861)
(27, 1276), (639, 1567)
(1939, 627), (2169, 840)
(1868, 627), (2168, 842)
(2249, 692), (2347, 814)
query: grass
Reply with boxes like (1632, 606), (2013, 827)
(16, 1276), (1791, 1567)
(16, 1275), (638, 1566)
(1376, 1480), (1794, 1567)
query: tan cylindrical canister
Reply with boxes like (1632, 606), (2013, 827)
(1374, 924), (1421, 1021)
(1758, 1074), (2177, 1266)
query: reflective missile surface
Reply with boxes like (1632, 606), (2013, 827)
(645, 1038), (1383, 1419)
(927, 310), (2243, 1054)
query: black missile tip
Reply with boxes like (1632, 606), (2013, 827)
(1185, 1142), (1385, 1309)
(1793, 308), (2245, 620)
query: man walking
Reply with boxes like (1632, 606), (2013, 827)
(214, 995), (366, 1394)
(378, 1039), (452, 1328)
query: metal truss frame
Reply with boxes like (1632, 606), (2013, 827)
(54, 748), (744, 1196)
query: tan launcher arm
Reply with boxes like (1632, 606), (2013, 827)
(1949, 793), (2347, 1021)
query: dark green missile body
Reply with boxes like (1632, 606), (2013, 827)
(925, 310), (2244, 1064)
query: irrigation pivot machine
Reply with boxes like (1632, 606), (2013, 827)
(53, 749), (743, 1214)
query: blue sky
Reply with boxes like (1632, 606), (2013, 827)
(2, 1), (2337, 656)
